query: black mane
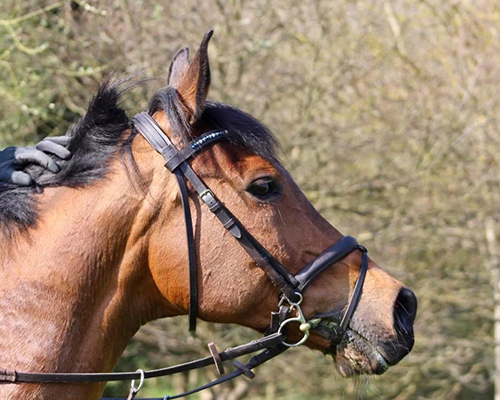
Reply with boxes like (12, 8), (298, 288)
(0, 79), (279, 237)
(0, 78), (132, 237)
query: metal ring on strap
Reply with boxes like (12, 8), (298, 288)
(277, 293), (311, 347)
(127, 369), (144, 400)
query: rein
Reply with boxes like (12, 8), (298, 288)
(0, 112), (369, 399)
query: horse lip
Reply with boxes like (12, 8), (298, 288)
(344, 329), (390, 374)
(323, 328), (390, 375)
(309, 314), (391, 375)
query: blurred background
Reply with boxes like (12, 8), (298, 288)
(1, 1), (499, 399)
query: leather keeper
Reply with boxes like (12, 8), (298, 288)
(232, 361), (255, 379)
(208, 342), (225, 376)
(0, 369), (16, 383)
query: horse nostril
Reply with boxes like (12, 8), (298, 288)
(393, 287), (417, 334)
(377, 287), (418, 365)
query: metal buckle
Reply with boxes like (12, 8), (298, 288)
(199, 189), (216, 206)
(277, 293), (311, 347)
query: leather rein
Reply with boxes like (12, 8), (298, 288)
(0, 112), (369, 400)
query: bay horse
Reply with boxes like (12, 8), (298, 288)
(0, 32), (416, 400)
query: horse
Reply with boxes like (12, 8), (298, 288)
(0, 32), (417, 400)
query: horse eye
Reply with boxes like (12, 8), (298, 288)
(247, 177), (279, 199)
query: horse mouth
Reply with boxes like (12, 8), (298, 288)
(309, 317), (389, 377)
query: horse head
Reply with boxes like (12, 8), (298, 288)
(134, 31), (416, 376)
(0, 32), (416, 399)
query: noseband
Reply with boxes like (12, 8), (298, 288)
(0, 113), (368, 399)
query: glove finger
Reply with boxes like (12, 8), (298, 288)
(44, 136), (71, 146)
(15, 149), (60, 173)
(11, 171), (33, 186)
(36, 139), (71, 159)
(0, 168), (32, 186)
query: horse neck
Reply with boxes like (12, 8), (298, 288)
(0, 155), (172, 399)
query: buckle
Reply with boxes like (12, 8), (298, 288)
(199, 189), (216, 207)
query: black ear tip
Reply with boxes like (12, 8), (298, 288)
(202, 30), (214, 46)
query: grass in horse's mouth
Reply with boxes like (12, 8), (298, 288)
(308, 316), (341, 342)
(309, 317), (389, 374)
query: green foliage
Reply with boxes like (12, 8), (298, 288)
(1, 0), (499, 399)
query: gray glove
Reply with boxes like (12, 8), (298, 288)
(0, 136), (71, 186)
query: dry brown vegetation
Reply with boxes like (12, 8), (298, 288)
(1, 1), (499, 399)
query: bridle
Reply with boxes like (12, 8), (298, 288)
(0, 112), (369, 400)
(132, 112), (368, 346)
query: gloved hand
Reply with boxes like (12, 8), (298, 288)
(0, 136), (71, 186)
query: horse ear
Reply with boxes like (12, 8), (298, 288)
(168, 47), (190, 88)
(176, 30), (213, 123)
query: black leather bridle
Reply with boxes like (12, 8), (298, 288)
(0, 112), (369, 400)
(133, 112), (368, 336)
